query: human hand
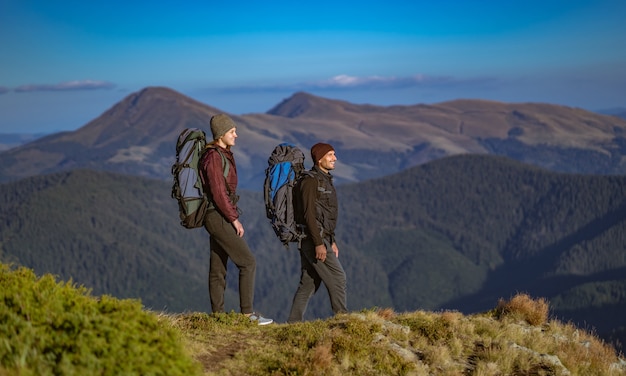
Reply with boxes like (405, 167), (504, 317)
(232, 219), (245, 237)
(315, 244), (327, 262)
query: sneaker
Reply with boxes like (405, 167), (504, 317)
(248, 312), (273, 325)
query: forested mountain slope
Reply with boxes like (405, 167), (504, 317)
(1, 154), (624, 348)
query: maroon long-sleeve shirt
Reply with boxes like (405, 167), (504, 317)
(199, 145), (239, 223)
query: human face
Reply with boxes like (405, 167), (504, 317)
(318, 150), (337, 173)
(217, 128), (237, 148)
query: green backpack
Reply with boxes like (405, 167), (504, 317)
(171, 128), (229, 229)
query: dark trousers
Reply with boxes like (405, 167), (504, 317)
(204, 209), (256, 314)
(288, 238), (347, 322)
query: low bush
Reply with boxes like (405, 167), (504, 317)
(0, 264), (201, 375)
(494, 293), (549, 325)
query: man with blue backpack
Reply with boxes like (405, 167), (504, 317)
(199, 114), (273, 325)
(287, 142), (348, 322)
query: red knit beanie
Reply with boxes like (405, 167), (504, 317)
(310, 143), (335, 165)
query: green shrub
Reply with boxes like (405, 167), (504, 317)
(0, 264), (201, 376)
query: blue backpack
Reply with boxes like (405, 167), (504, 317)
(264, 143), (306, 247)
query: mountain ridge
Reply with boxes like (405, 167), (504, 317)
(1, 86), (625, 190)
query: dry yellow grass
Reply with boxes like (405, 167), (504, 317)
(163, 294), (626, 376)
(494, 293), (549, 326)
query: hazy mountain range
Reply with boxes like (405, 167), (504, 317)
(598, 107), (626, 120)
(1, 87), (625, 350)
(0, 133), (48, 152)
(1, 87), (626, 190)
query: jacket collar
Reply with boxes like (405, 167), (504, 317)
(312, 165), (333, 180)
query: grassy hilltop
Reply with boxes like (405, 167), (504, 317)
(2, 263), (625, 375)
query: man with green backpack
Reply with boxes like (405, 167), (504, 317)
(199, 114), (273, 325)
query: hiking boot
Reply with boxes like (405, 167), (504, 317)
(248, 312), (273, 325)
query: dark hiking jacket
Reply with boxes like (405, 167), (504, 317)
(295, 166), (338, 247)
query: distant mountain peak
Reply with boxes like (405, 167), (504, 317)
(111, 86), (213, 115)
(267, 91), (355, 118)
(266, 92), (319, 118)
(77, 87), (224, 140)
(0, 86), (225, 180)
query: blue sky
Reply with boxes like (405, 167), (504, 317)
(1, 0), (625, 133)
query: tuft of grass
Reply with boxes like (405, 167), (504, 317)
(493, 292), (550, 325)
(375, 307), (396, 320)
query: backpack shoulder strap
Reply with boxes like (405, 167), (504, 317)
(204, 145), (231, 194)
(297, 170), (322, 198)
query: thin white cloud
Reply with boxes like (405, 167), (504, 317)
(312, 74), (434, 89)
(14, 80), (116, 92)
(219, 74), (498, 93)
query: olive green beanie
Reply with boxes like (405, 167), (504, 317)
(210, 114), (236, 140)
